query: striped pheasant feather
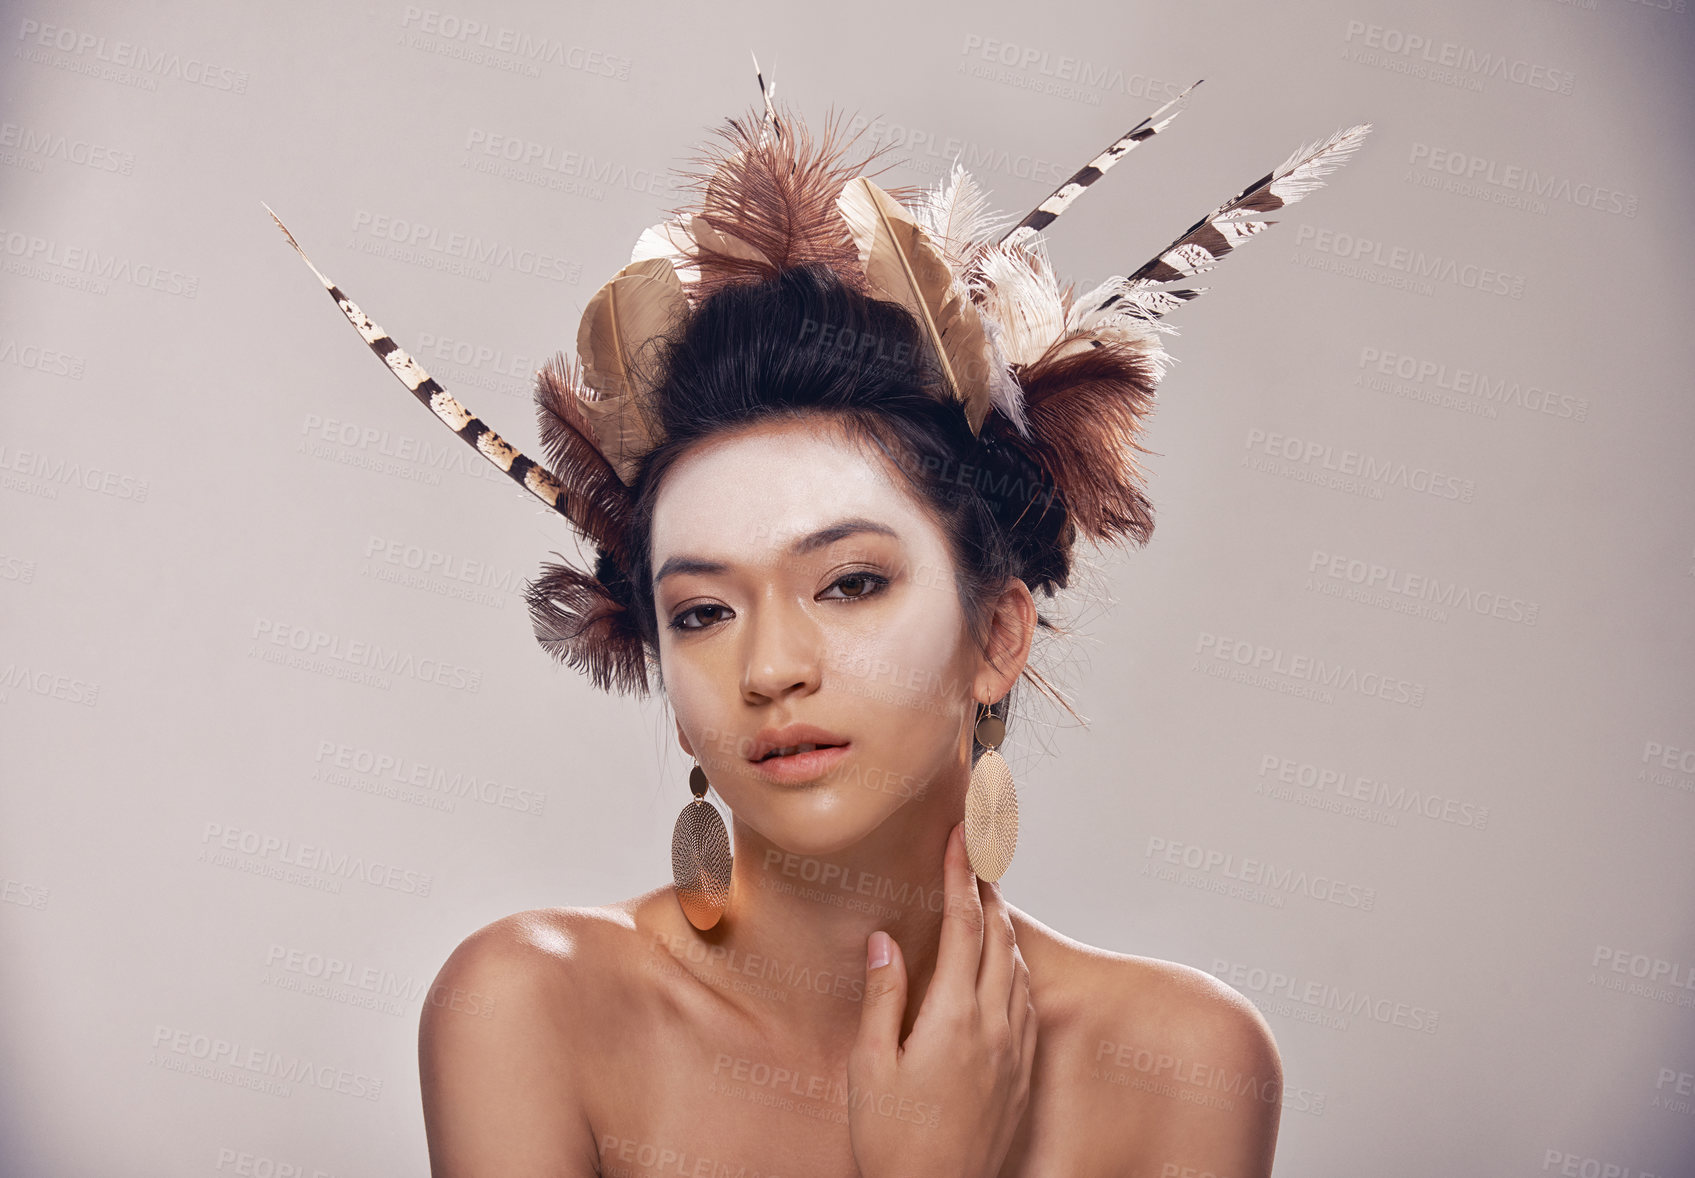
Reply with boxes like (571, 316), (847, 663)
(998, 80), (1201, 251)
(1091, 122), (1373, 318)
(750, 48), (781, 148)
(264, 205), (573, 520)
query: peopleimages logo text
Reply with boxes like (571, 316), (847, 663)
(350, 210), (578, 282)
(16, 19), (249, 92)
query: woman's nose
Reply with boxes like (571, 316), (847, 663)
(739, 594), (822, 703)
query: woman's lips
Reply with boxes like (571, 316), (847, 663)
(747, 742), (850, 785)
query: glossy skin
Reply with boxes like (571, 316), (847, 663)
(420, 419), (1283, 1177)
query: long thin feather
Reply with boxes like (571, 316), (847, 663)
(264, 205), (582, 524)
(1071, 274), (1204, 320)
(1094, 122), (1373, 317)
(750, 48), (781, 149)
(998, 80), (1202, 251)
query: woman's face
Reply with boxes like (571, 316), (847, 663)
(650, 418), (988, 857)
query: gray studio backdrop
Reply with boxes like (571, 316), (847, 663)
(2, 0), (1692, 1174)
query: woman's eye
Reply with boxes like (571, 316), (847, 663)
(821, 571), (890, 601)
(671, 603), (731, 631)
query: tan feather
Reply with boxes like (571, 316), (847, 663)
(836, 176), (997, 433)
(574, 256), (689, 482)
(631, 215), (770, 292)
(684, 215), (769, 270)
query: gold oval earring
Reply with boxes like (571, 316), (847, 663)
(671, 761), (733, 930)
(964, 702), (1018, 881)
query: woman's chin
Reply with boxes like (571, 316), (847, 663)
(731, 794), (906, 861)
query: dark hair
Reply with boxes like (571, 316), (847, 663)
(618, 263), (1077, 732)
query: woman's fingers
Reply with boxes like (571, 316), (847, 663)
(1017, 991), (1038, 1094)
(844, 824), (1037, 1178)
(1007, 942), (1031, 1044)
(977, 877), (1017, 1018)
(853, 930), (909, 1064)
(931, 822), (986, 1012)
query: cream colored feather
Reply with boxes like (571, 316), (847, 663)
(630, 220), (698, 284)
(971, 238), (1066, 368)
(1052, 274), (1176, 366)
(1071, 274), (1203, 320)
(910, 160), (1013, 282)
(1048, 317), (1173, 369)
(836, 176), (996, 433)
(910, 162), (1031, 433)
(575, 256), (688, 482)
(976, 316), (1033, 438)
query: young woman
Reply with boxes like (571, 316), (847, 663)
(415, 261), (1285, 1177)
(274, 90), (1365, 1177)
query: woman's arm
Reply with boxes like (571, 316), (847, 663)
(419, 914), (601, 1177)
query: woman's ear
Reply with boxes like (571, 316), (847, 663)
(974, 575), (1037, 703)
(675, 721), (695, 759)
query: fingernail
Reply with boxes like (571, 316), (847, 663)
(867, 931), (892, 970)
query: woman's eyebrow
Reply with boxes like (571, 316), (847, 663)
(654, 517), (901, 584)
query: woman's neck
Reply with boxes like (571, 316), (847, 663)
(703, 785), (968, 1057)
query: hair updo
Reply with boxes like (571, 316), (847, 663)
(617, 262), (1078, 720)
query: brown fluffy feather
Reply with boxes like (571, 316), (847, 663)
(532, 353), (637, 563)
(667, 100), (928, 303)
(526, 560), (650, 696)
(1007, 336), (1164, 546)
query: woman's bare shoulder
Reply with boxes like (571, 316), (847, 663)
(425, 888), (675, 1010)
(1007, 906), (1284, 1176)
(417, 891), (680, 1175)
(1012, 905), (1280, 1063)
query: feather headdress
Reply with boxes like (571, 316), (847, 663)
(269, 62), (1370, 696)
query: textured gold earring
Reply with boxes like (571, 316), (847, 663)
(964, 702), (1018, 881)
(672, 761), (733, 930)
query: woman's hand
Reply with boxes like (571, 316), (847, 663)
(847, 822), (1036, 1178)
